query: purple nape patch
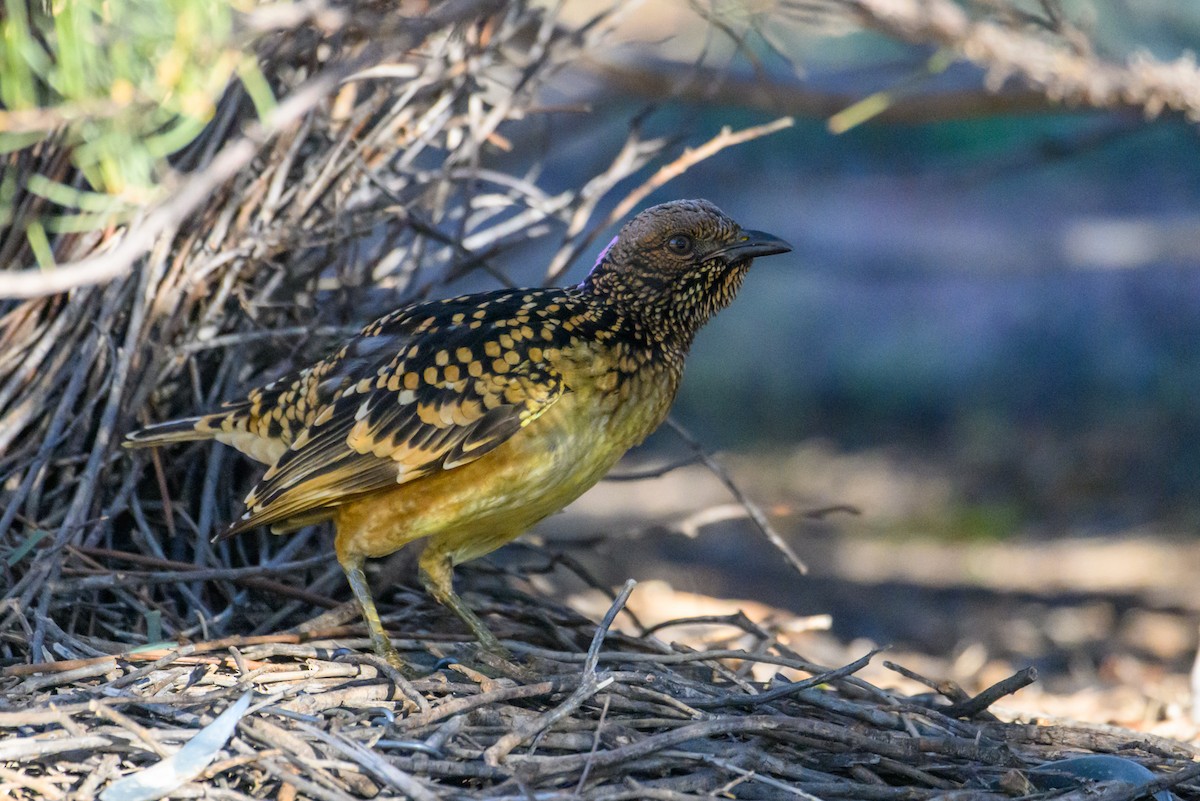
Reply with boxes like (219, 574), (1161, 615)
(589, 236), (619, 274)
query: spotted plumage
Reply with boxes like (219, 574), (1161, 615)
(125, 199), (791, 666)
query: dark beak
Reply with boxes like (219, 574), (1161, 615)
(716, 229), (793, 262)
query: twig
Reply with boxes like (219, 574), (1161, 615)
(330, 651), (430, 715)
(690, 649), (878, 709)
(2, 633), (303, 677)
(942, 667), (1037, 719)
(608, 116), (793, 223)
(846, 0), (1200, 122)
(604, 455), (702, 481)
(575, 693), (611, 794)
(543, 116), (794, 282)
(0, 764), (67, 801)
(483, 579), (637, 765)
(883, 660), (972, 705)
(665, 417), (808, 575)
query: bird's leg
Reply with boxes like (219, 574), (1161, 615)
(418, 544), (508, 656)
(338, 551), (405, 669)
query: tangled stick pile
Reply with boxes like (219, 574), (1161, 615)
(4, 575), (1200, 799)
(1, 0), (718, 660)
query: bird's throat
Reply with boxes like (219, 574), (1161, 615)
(584, 261), (750, 352)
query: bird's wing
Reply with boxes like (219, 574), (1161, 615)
(219, 292), (571, 538)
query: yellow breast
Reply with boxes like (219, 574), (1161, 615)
(333, 353), (679, 564)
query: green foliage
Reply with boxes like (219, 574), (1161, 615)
(1, 0), (271, 240)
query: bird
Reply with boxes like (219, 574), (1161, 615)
(124, 198), (791, 667)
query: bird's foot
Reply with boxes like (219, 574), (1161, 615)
(374, 645), (424, 680)
(472, 642), (538, 681)
(471, 626), (512, 660)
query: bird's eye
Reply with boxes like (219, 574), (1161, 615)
(666, 235), (692, 255)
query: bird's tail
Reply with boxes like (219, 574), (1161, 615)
(123, 413), (229, 449)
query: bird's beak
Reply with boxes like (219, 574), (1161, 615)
(716, 230), (793, 262)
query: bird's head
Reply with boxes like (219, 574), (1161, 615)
(581, 199), (791, 348)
